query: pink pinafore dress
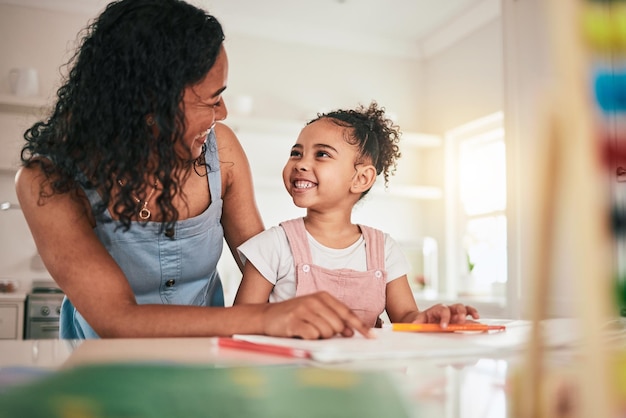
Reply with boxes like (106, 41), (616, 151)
(280, 218), (387, 328)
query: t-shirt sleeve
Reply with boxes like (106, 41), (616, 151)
(384, 233), (411, 283)
(237, 226), (291, 285)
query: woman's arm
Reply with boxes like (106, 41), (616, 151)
(15, 164), (144, 337)
(214, 122), (265, 272)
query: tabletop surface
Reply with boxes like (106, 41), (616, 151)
(0, 318), (604, 418)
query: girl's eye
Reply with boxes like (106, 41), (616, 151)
(316, 151), (331, 158)
(290, 150), (301, 157)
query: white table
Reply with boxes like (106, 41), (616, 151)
(0, 319), (590, 418)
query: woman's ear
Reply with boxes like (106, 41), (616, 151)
(351, 164), (377, 194)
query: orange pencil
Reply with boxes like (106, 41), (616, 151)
(392, 323), (506, 333)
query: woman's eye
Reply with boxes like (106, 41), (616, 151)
(202, 98), (221, 108)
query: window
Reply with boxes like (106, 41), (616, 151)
(445, 112), (506, 300)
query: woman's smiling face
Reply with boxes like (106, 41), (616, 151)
(179, 45), (229, 160)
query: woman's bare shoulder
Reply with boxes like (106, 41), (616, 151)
(213, 122), (240, 148)
(15, 162), (94, 226)
(15, 163), (48, 201)
(212, 121), (249, 177)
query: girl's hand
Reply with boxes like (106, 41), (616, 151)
(412, 303), (480, 328)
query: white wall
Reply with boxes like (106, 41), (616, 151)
(413, 17), (505, 295)
(421, 18), (504, 134)
(224, 33), (424, 129)
(502, 0), (573, 318)
(0, 3), (430, 298)
(0, 5), (88, 98)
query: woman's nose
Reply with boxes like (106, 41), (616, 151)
(215, 100), (228, 121)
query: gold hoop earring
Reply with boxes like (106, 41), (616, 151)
(146, 115), (155, 126)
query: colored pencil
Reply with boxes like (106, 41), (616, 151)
(391, 323), (506, 333)
(217, 337), (312, 359)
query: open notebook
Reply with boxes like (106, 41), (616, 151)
(230, 319), (584, 363)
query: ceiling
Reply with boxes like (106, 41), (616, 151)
(0, 0), (499, 59)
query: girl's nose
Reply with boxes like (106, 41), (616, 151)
(294, 160), (308, 171)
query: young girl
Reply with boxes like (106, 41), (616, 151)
(234, 102), (479, 328)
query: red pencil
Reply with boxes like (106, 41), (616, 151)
(217, 337), (312, 359)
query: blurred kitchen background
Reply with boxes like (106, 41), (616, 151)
(0, 0), (565, 339)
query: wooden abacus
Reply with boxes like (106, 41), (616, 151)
(516, 1), (619, 417)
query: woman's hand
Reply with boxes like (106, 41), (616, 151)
(412, 303), (480, 328)
(260, 291), (374, 340)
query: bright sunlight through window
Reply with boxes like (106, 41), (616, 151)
(445, 112), (507, 300)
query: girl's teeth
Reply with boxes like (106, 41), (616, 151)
(295, 181), (314, 189)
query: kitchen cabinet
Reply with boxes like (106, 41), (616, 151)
(0, 94), (48, 109)
(0, 94), (49, 172)
(0, 291), (26, 340)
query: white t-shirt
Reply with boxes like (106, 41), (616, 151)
(237, 225), (410, 303)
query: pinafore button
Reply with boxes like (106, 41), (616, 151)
(165, 279), (176, 287)
(375, 271), (382, 278)
(302, 265), (310, 273)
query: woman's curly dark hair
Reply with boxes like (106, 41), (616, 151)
(20, 0), (224, 231)
(309, 101), (402, 198)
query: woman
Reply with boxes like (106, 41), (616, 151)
(15, 0), (369, 340)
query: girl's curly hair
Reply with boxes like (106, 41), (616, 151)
(20, 0), (224, 231)
(309, 101), (402, 198)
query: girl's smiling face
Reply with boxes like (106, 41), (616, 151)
(282, 118), (364, 211)
(179, 45), (229, 160)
